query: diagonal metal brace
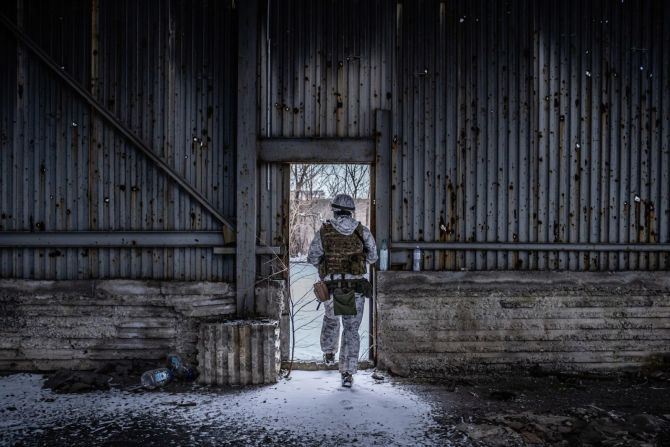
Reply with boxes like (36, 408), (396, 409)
(0, 12), (236, 232)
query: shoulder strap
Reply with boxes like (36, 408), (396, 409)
(319, 221), (331, 238)
(353, 223), (365, 246)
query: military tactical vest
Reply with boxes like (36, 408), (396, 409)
(318, 222), (367, 278)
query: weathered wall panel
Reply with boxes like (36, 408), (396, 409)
(391, 0), (670, 270)
(268, 0), (670, 271)
(261, 0), (394, 138)
(377, 271), (670, 374)
(0, 0), (236, 280)
(0, 279), (236, 371)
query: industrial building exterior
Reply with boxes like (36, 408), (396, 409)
(1, 0), (669, 376)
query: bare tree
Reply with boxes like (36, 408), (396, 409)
(289, 163), (371, 256)
(290, 164), (327, 200)
(344, 164), (370, 199)
(320, 164), (370, 199)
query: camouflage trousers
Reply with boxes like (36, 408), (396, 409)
(320, 293), (365, 374)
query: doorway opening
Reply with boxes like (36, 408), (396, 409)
(288, 163), (372, 362)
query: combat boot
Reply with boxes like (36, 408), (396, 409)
(323, 353), (335, 366)
(341, 371), (353, 387)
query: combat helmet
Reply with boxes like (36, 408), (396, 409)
(330, 193), (356, 211)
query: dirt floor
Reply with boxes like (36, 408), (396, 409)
(1, 368), (669, 446)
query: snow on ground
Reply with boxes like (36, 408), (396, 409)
(0, 371), (437, 446)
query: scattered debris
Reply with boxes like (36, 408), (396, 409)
(141, 353), (199, 389)
(371, 371), (385, 381)
(43, 370), (111, 394)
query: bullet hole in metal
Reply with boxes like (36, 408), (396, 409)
(585, 71), (592, 77)
(634, 195), (641, 203)
(104, 197), (110, 204)
(71, 122), (78, 127)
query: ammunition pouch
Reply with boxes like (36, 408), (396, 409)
(323, 278), (372, 299)
(319, 254), (367, 278)
(348, 254), (367, 275)
(332, 288), (356, 316)
(313, 281), (330, 302)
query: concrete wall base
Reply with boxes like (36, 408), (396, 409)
(0, 280), (236, 371)
(376, 271), (670, 376)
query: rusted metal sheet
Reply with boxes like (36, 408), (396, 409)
(388, 0), (670, 271)
(2, 0), (669, 278)
(265, 0), (669, 271)
(261, 0), (394, 138)
(0, 0), (236, 280)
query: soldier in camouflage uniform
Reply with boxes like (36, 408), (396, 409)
(307, 194), (378, 387)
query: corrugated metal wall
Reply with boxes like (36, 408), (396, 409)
(2, 0), (669, 277)
(267, 0), (670, 271)
(262, 0), (394, 137)
(0, 0), (236, 280)
(391, 0), (669, 271)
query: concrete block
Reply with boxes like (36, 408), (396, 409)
(197, 320), (280, 386)
(0, 280), (236, 371)
(376, 271), (670, 375)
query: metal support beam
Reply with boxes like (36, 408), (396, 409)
(374, 110), (391, 250)
(0, 232), (225, 247)
(213, 246), (282, 256)
(0, 13), (235, 232)
(371, 109), (391, 365)
(392, 242), (670, 252)
(258, 138), (375, 163)
(236, 0), (259, 317)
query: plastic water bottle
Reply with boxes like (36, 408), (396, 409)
(166, 353), (199, 382)
(413, 246), (421, 271)
(379, 239), (389, 271)
(140, 368), (173, 389)
(166, 353), (184, 372)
